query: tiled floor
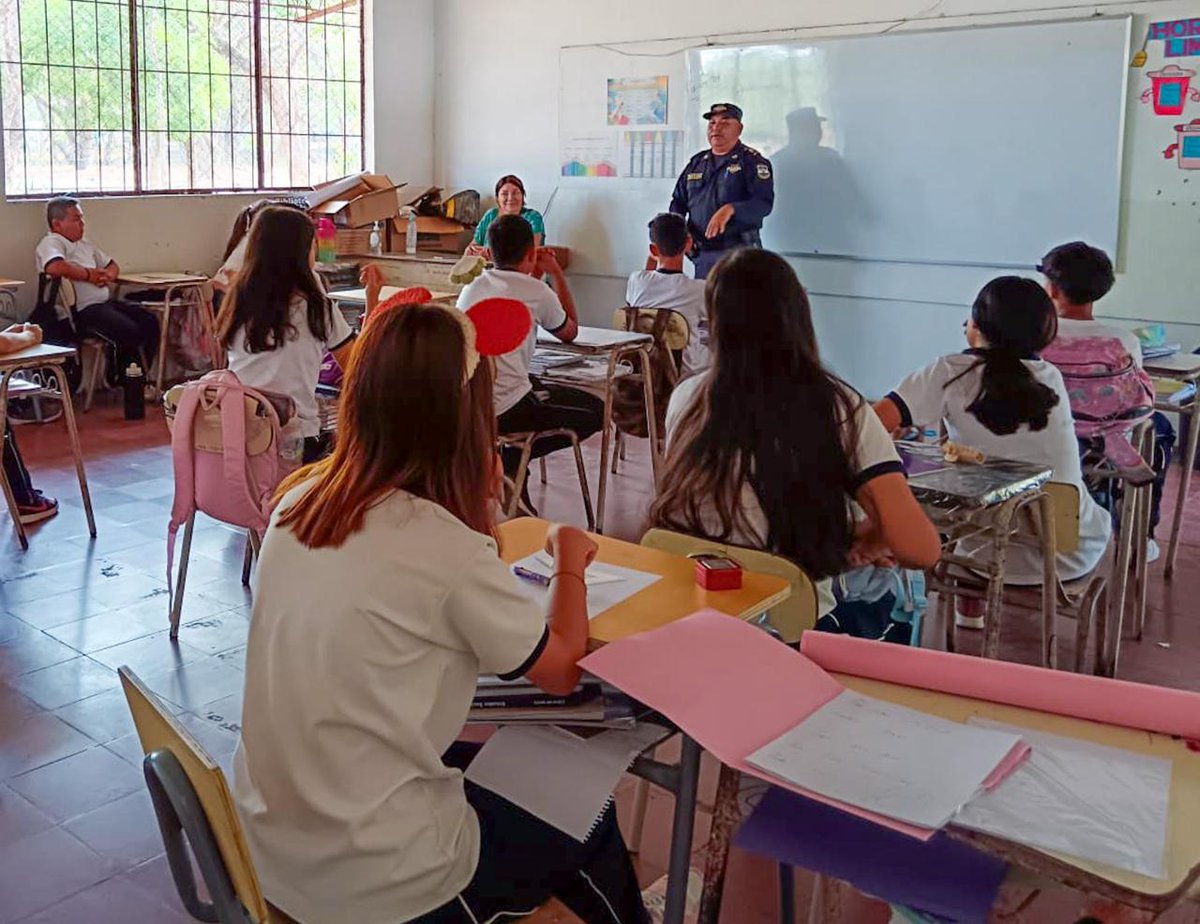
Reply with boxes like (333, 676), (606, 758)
(2, 397), (1200, 923)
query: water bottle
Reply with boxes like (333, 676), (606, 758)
(368, 220), (383, 256)
(405, 211), (418, 255)
(123, 363), (145, 421)
(316, 216), (337, 264)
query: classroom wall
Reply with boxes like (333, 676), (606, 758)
(432, 0), (1200, 398)
(0, 0), (436, 323)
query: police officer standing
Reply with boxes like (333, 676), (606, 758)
(669, 103), (774, 279)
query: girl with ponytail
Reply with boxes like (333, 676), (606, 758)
(875, 276), (1111, 605)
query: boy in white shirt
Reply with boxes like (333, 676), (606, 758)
(35, 197), (159, 388)
(626, 213), (709, 377)
(456, 215), (603, 478)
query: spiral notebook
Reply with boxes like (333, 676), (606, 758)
(464, 723), (669, 841)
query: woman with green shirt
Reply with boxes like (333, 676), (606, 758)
(465, 174), (545, 258)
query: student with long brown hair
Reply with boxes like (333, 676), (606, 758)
(651, 249), (940, 631)
(233, 303), (648, 924)
(216, 205), (355, 465)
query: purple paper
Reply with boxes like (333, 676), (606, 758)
(734, 787), (1006, 923)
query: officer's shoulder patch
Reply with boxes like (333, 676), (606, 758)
(756, 163), (771, 180)
(742, 145), (764, 157)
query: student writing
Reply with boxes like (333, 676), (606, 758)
(651, 249), (941, 632)
(233, 303), (648, 924)
(874, 276), (1111, 626)
(216, 206), (355, 467)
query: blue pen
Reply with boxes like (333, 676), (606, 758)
(512, 565), (552, 587)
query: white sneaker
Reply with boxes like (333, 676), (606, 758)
(954, 607), (984, 630)
(1147, 538), (1161, 563)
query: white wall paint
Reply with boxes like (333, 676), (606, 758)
(0, 0), (436, 321)
(433, 0), (1200, 398)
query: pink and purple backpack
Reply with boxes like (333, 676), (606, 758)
(1041, 335), (1154, 471)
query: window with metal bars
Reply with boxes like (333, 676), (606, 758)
(0, 0), (364, 197)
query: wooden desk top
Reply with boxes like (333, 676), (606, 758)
(537, 326), (653, 353)
(1145, 353), (1200, 379)
(0, 278), (25, 288)
(0, 343), (76, 368)
(840, 674), (1200, 905)
(118, 272), (208, 286)
(329, 285), (458, 305)
(497, 518), (791, 647)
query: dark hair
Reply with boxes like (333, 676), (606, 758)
(648, 213), (688, 257)
(46, 196), (79, 228)
(221, 196), (309, 262)
(650, 249), (861, 578)
(1039, 241), (1115, 306)
(217, 206), (330, 353)
(277, 303), (498, 547)
(952, 276), (1060, 436)
(494, 174), (526, 199)
(488, 213), (535, 268)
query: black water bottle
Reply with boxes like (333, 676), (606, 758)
(122, 362), (145, 421)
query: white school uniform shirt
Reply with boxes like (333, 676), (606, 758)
(225, 294), (352, 439)
(889, 353), (1111, 583)
(34, 232), (113, 315)
(664, 373), (903, 617)
(456, 268), (568, 415)
(212, 237), (247, 292)
(234, 484), (548, 924)
(625, 269), (710, 377)
(1055, 317), (1144, 367)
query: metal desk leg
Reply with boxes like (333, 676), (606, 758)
(593, 353), (619, 534)
(1103, 476), (1141, 677)
(0, 371), (28, 550)
(634, 344), (662, 486)
(981, 501), (1016, 660)
(1165, 398), (1198, 579)
(1034, 493), (1058, 669)
(50, 363), (96, 538)
(1132, 424), (1154, 644)
(697, 764), (742, 924)
(663, 735), (703, 924)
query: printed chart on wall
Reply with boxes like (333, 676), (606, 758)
(608, 75), (669, 125)
(1133, 16), (1200, 170)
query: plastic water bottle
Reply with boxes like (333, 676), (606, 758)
(123, 363), (145, 421)
(368, 221), (383, 256)
(316, 216), (337, 264)
(405, 211), (418, 255)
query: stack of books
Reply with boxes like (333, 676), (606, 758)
(470, 675), (636, 727)
(1152, 376), (1196, 406)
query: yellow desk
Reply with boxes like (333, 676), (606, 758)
(837, 674), (1200, 912)
(497, 517), (791, 647)
(1145, 353), (1200, 580)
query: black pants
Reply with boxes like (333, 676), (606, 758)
(2, 430), (36, 506)
(77, 299), (160, 385)
(497, 381), (605, 478)
(410, 743), (648, 924)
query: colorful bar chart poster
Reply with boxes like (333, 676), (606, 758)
(607, 76), (669, 125)
(561, 133), (619, 177)
(623, 130), (685, 179)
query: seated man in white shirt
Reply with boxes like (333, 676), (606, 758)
(626, 212), (709, 377)
(35, 197), (159, 388)
(456, 214), (603, 480)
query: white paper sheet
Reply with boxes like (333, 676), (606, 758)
(465, 724), (669, 841)
(746, 690), (1025, 829)
(956, 720), (1172, 878)
(510, 553), (661, 620)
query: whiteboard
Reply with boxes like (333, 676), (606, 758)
(555, 17), (1130, 275)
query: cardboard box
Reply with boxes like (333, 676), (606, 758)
(390, 215), (472, 254)
(310, 173), (404, 228)
(334, 225), (389, 255)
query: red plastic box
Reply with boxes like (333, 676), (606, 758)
(694, 556), (743, 591)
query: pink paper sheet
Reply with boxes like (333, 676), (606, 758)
(580, 610), (944, 838)
(800, 632), (1200, 741)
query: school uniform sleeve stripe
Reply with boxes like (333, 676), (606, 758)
(885, 391), (913, 428)
(849, 460), (905, 493)
(497, 625), (550, 681)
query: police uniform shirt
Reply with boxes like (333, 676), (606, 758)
(669, 141), (774, 249)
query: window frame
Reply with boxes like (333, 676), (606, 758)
(0, 0), (367, 199)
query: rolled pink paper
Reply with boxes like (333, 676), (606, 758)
(799, 632), (1200, 741)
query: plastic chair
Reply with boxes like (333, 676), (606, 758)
(119, 666), (293, 923)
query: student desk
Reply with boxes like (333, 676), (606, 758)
(115, 273), (217, 395)
(341, 252), (466, 294)
(1144, 352), (1200, 580)
(534, 327), (660, 534)
(497, 517), (792, 924)
(0, 343), (95, 549)
(327, 286), (458, 330)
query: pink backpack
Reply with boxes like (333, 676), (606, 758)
(1041, 335), (1154, 470)
(166, 370), (292, 618)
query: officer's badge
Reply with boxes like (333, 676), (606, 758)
(756, 163), (771, 180)
(726, 164), (741, 174)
